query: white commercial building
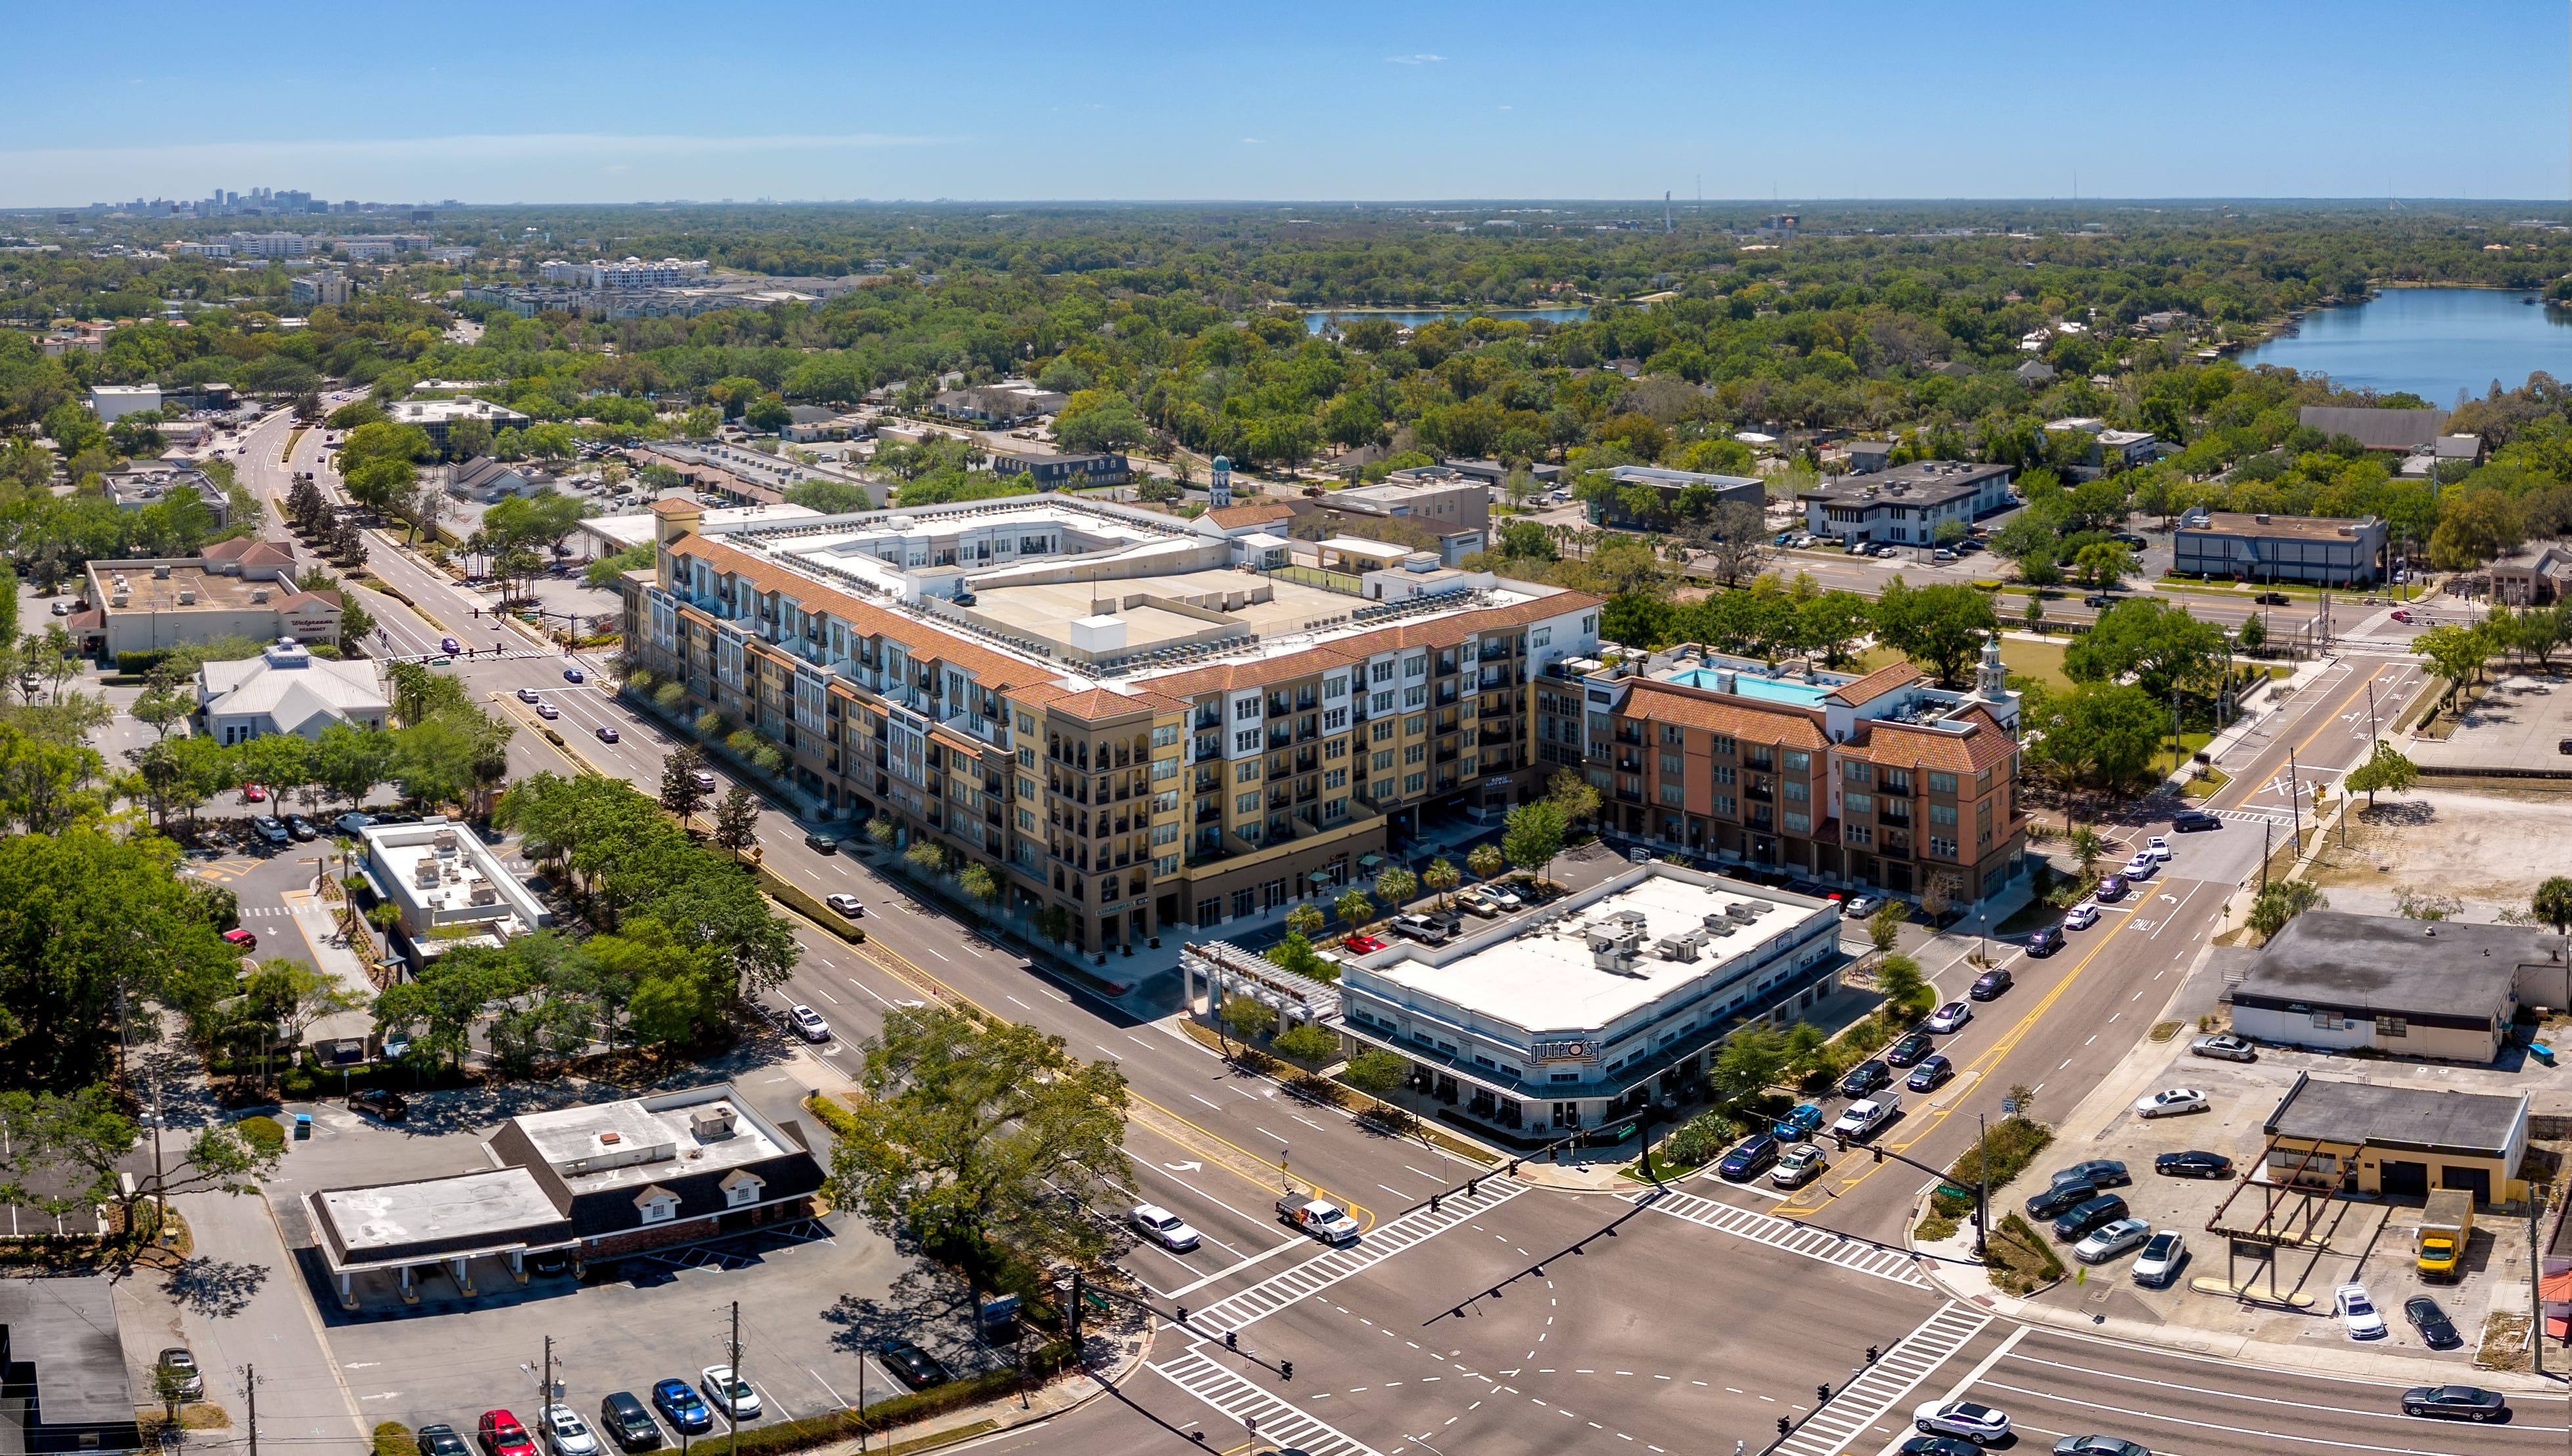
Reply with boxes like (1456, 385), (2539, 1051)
(541, 256), (710, 288)
(88, 384), (162, 422)
(1314, 863), (1845, 1137)
(197, 637), (389, 744)
(359, 818), (554, 968)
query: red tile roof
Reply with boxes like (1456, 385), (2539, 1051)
(1846, 709), (2017, 773)
(1824, 660), (1923, 705)
(1618, 678), (1832, 750)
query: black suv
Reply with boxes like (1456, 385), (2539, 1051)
(1883, 1033), (1934, 1068)
(1838, 1060), (1892, 1098)
(2052, 1193), (2129, 1241)
(2170, 809), (2222, 832)
(2052, 1159), (2129, 1190)
(597, 1394), (661, 1451)
(1968, 968), (2013, 1000)
(877, 1338), (950, 1391)
(2025, 1180), (2098, 1220)
(2025, 927), (2063, 957)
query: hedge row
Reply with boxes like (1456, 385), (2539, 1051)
(716, 1342), (1081, 1455)
(756, 865), (868, 946)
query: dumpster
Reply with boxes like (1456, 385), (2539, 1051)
(293, 1112), (313, 1139)
(2532, 1043), (2556, 1067)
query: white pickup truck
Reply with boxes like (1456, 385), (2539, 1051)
(1276, 1195), (1361, 1244)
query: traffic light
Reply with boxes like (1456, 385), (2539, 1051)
(1865, 1345), (1879, 1365)
(1816, 1383), (1831, 1404)
(1832, 1134), (1849, 1153)
(471, 607), (480, 618)
(1224, 1331), (1237, 1351)
(1872, 1147), (1886, 1164)
(1175, 1306), (1187, 1327)
(1429, 1194), (1441, 1214)
(1776, 1417), (1791, 1437)
(1279, 1361), (1293, 1382)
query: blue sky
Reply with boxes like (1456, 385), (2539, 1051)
(8, 0), (2567, 206)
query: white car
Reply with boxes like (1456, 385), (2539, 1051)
(2073, 1217), (2153, 1264)
(700, 1365), (762, 1418)
(2144, 834), (2174, 861)
(1912, 1399), (2011, 1445)
(1831, 1095), (1898, 1140)
(2190, 1033), (2256, 1062)
(1477, 883), (1525, 911)
(1456, 889), (1504, 919)
(824, 893), (865, 917)
(1925, 1001), (1972, 1034)
(2063, 903), (2100, 931)
(787, 1005), (831, 1043)
(2134, 1088), (2209, 1119)
(2121, 853), (2157, 881)
(2132, 1230), (2187, 1287)
(2336, 1283), (2387, 1340)
(539, 1407), (599, 1456)
(1129, 1203), (1203, 1252)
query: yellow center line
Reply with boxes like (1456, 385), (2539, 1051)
(1773, 922), (2134, 1217)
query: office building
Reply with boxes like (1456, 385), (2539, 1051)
(291, 271), (351, 307)
(1798, 461), (2014, 546)
(73, 545), (342, 659)
(2172, 510), (2387, 587)
(2223, 912), (2568, 1064)
(990, 451), (1132, 489)
(2262, 1072), (2529, 1204)
(1587, 464), (1766, 530)
(86, 383), (161, 422)
(197, 637), (390, 744)
(359, 818), (554, 968)
(386, 397), (533, 452)
(620, 494), (1603, 955)
(0, 1277), (145, 1455)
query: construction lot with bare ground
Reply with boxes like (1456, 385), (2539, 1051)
(2301, 786), (2572, 919)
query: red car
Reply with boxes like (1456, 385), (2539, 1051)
(241, 783), (267, 802)
(2389, 609), (2414, 624)
(1341, 934), (1387, 954)
(220, 928), (257, 951)
(476, 1412), (536, 1456)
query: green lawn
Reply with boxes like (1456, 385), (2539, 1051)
(1850, 636), (2072, 694)
(2146, 730), (2216, 779)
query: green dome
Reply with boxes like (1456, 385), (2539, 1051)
(1211, 455), (1229, 470)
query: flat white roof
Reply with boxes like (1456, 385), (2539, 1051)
(1320, 535), (1410, 560)
(580, 502), (824, 551)
(1360, 872), (1814, 1034)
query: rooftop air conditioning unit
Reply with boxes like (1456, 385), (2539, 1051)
(1724, 901), (1762, 922)
(175, 589), (196, 605)
(250, 587), (269, 603)
(153, 564), (171, 579)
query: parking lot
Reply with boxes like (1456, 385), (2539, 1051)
(261, 1085), (1008, 1441)
(2000, 1025), (2533, 1363)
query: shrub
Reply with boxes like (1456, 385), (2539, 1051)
(1273, 1022), (1339, 1065)
(119, 650), (173, 674)
(237, 1116), (285, 1155)
(1916, 1212), (1960, 1242)
(374, 1424), (413, 1456)
(1659, 1109), (1740, 1168)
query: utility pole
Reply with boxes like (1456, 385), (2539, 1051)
(2531, 1183), (2545, 1378)
(541, 1336), (553, 1417)
(2261, 818), (2273, 892)
(2287, 746), (2303, 852)
(727, 1302), (741, 1456)
(1973, 1114), (1991, 1260)
(243, 1367), (258, 1456)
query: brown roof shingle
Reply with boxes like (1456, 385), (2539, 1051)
(1618, 678), (1832, 750)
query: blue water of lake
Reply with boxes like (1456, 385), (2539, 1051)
(1303, 306), (1589, 334)
(2234, 286), (2572, 402)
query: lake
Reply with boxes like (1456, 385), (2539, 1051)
(1304, 306), (1589, 334)
(2234, 286), (2572, 401)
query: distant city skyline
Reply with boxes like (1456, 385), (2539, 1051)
(7, 0), (2568, 208)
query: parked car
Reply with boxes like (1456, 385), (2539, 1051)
(1832, 1095), (1899, 1140)
(1843, 894), (1882, 919)
(1924, 1001), (1971, 1034)
(1390, 913), (1449, 945)
(478, 1411), (539, 1456)
(2400, 1384), (2506, 1420)
(1911, 1401), (2010, 1445)
(2132, 1231), (2187, 1287)
(699, 1367), (759, 1419)
(2190, 1034), (2257, 1062)
(157, 1347), (204, 1401)
(418, 1424), (470, 1456)
(2171, 809), (2222, 832)
(1718, 1134), (1780, 1181)
(595, 1394), (661, 1452)
(238, 782), (268, 802)
(804, 832), (839, 854)
(787, 1005), (831, 1042)
(2052, 1194), (2129, 1242)
(250, 815), (292, 846)
(2337, 1283), (2387, 1340)
(2025, 927), (2064, 957)
(1130, 1203), (1202, 1251)
(1477, 883), (1525, 911)
(2134, 1088), (2209, 1118)
(285, 813), (318, 841)
(2063, 903), (2100, 931)
(596, 725), (620, 743)
(1456, 888), (1504, 919)
(824, 893), (864, 917)
(877, 1338), (950, 1391)
(2025, 1181), (2099, 1220)
(335, 811), (378, 836)
(1839, 1060), (1892, 1097)
(2093, 875), (2127, 903)
(1770, 1143), (1827, 1189)
(1884, 1032), (1935, 1068)
(349, 1087), (408, 1121)
(2052, 1160), (2130, 1190)
(2405, 1296), (2463, 1350)
(1969, 968), (2013, 999)
(221, 927), (258, 951)
(1341, 934), (1387, 954)
(539, 1407), (599, 1456)
(1906, 1055), (1954, 1091)
(649, 1381), (710, 1435)
(2073, 1217), (2153, 1264)
(1774, 1103), (1826, 1141)
(2155, 1149), (2234, 1179)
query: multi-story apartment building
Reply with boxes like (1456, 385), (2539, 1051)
(1579, 641), (2028, 907)
(620, 495), (1601, 955)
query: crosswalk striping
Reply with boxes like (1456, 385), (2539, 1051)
(2213, 808), (2292, 824)
(1181, 1180), (1525, 1335)
(1147, 1350), (1381, 1456)
(1643, 1190), (1930, 1287)
(1774, 1300), (1992, 1456)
